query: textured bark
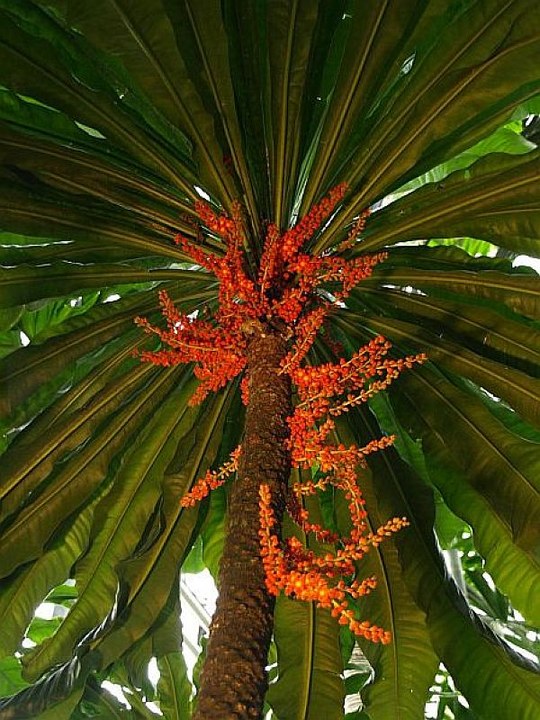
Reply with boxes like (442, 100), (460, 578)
(193, 328), (291, 720)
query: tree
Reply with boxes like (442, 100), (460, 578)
(0, 1), (539, 719)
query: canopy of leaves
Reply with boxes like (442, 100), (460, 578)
(0, 1), (539, 718)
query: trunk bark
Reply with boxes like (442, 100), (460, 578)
(193, 328), (291, 720)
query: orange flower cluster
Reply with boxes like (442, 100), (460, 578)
(336, 208), (371, 252)
(259, 484), (407, 643)
(281, 183), (348, 259)
(258, 337), (425, 642)
(135, 184), (427, 644)
(180, 446), (242, 508)
(136, 185), (381, 404)
(288, 336), (426, 472)
(135, 289), (247, 405)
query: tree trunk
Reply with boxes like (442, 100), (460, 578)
(193, 328), (291, 720)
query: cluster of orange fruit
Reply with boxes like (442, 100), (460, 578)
(135, 185), (426, 642)
(180, 446), (242, 508)
(259, 484), (407, 644)
(258, 331), (423, 641)
(135, 183), (382, 404)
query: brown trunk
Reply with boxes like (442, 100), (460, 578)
(193, 328), (291, 720)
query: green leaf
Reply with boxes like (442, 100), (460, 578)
(162, 0), (261, 228)
(398, 367), (540, 552)
(26, 618), (63, 646)
(0, 263), (200, 308)
(0, 280), (212, 425)
(0, 3), (539, 718)
(329, 419), (438, 720)
(356, 285), (540, 378)
(267, 595), (345, 720)
(396, 121), (536, 196)
(388, 370), (540, 625)
(0, 180), (187, 265)
(0, 491), (99, 659)
(19, 293), (102, 341)
(0, 115), (193, 230)
(0, 655), (94, 719)
(344, 408), (540, 720)
(338, 311), (540, 429)
(0, 0), (195, 192)
(264, 0), (320, 227)
(94, 388), (235, 670)
(360, 151), (540, 257)
(299, 0), (428, 217)
(0, 364), (184, 578)
(363, 259), (540, 321)
(0, 657), (28, 699)
(42, 0), (234, 204)
(157, 653), (192, 720)
(73, 679), (133, 719)
(181, 537), (205, 575)
(344, 1), (540, 210)
(21, 375), (199, 680)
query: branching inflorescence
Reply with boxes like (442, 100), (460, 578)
(136, 185), (426, 642)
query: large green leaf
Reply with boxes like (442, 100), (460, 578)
(45, 0), (238, 207)
(388, 370), (540, 613)
(0, 119), (193, 228)
(396, 119), (536, 196)
(0, 263), (199, 307)
(363, 262), (540, 321)
(0, 494), (95, 658)
(354, 286), (539, 386)
(263, 0), (319, 227)
(154, 589), (193, 719)
(267, 595), (344, 720)
(0, 656), (93, 719)
(0, 365), (184, 576)
(344, 408), (540, 720)
(298, 0), (428, 217)
(0, 658), (28, 700)
(72, 679), (134, 719)
(93, 387), (236, 670)
(0, 181), (186, 263)
(0, 0), (197, 192)
(360, 150), (540, 256)
(337, 311), (540, 429)
(162, 0), (262, 228)
(371, 390), (540, 627)
(334, 0), (540, 222)
(327, 417), (438, 720)
(399, 367), (540, 551)
(0, 280), (212, 423)
(266, 489), (345, 720)
(20, 374), (199, 679)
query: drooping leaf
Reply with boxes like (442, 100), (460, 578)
(21, 374), (199, 680)
(343, 407), (540, 720)
(329, 418), (439, 720)
(94, 387), (236, 670)
(267, 596), (344, 720)
(267, 495), (345, 720)
(360, 151), (540, 257)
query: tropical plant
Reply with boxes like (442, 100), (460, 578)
(0, 1), (539, 719)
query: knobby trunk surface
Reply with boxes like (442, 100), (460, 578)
(193, 330), (291, 720)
